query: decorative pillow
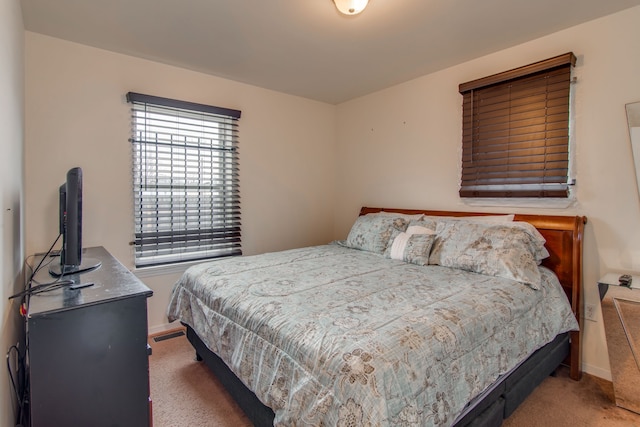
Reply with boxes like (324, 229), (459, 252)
(428, 221), (549, 289)
(345, 214), (409, 254)
(385, 232), (436, 266)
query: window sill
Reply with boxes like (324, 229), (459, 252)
(133, 259), (204, 279)
(461, 197), (576, 210)
(132, 253), (242, 279)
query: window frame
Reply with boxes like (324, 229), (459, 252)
(458, 52), (576, 199)
(126, 92), (242, 268)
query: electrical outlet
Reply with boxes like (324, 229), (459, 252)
(585, 303), (597, 322)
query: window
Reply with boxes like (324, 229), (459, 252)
(458, 52), (576, 198)
(126, 92), (241, 267)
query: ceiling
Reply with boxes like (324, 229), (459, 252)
(20, 0), (640, 104)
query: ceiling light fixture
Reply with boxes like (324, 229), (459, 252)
(333, 0), (369, 16)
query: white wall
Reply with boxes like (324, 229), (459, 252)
(1, 0), (24, 426)
(24, 33), (337, 333)
(23, 6), (640, 381)
(334, 6), (640, 379)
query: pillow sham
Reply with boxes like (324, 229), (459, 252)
(345, 213), (409, 254)
(385, 232), (436, 266)
(428, 220), (549, 289)
(407, 214), (513, 236)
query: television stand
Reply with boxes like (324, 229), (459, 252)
(48, 256), (102, 277)
(27, 246), (153, 427)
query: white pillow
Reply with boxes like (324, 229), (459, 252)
(374, 211), (424, 220)
(423, 214), (515, 223)
(460, 214), (515, 222)
(405, 225), (436, 235)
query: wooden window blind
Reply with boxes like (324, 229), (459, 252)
(458, 52), (576, 198)
(126, 92), (242, 267)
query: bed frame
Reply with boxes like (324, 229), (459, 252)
(185, 207), (587, 426)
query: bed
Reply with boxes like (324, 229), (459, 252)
(167, 207), (586, 426)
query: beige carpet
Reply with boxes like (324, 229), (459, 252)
(149, 329), (252, 427)
(149, 330), (640, 426)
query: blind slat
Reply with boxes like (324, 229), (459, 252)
(128, 92), (241, 267)
(458, 55), (574, 198)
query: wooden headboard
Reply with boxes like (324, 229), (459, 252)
(360, 207), (587, 380)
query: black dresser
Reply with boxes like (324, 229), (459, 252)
(27, 246), (153, 427)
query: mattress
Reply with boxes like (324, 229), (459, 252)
(167, 243), (578, 426)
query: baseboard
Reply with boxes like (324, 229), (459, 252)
(148, 322), (182, 336)
(582, 362), (612, 381)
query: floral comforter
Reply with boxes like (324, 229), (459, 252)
(167, 244), (578, 426)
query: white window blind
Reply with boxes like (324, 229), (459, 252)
(127, 92), (241, 267)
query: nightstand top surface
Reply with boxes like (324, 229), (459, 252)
(599, 272), (640, 289)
